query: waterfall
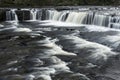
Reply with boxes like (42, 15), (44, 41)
(44, 10), (120, 29)
(6, 11), (12, 21)
(6, 9), (18, 22)
(47, 10), (55, 20)
(92, 13), (110, 27)
(58, 11), (69, 21)
(65, 12), (88, 24)
(45, 10), (114, 27)
(52, 11), (62, 21)
(65, 12), (78, 23)
(36, 10), (42, 20)
(83, 12), (94, 24)
(109, 16), (120, 29)
(30, 9), (37, 21)
(46, 10), (69, 21)
(4, 8), (120, 30)
(46, 10), (90, 24)
(23, 9), (43, 21)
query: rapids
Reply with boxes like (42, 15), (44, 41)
(0, 7), (120, 80)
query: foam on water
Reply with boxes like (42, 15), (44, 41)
(37, 75), (52, 80)
(39, 20), (80, 27)
(13, 28), (32, 32)
(7, 60), (18, 65)
(42, 42), (76, 56)
(49, 62), (70, 72)
(26, 36), (75, 79)
(48, 56), (70, 72)
(49, 56), (62, 64)
(86, 25), (115, 32)
(102, 34), (120, 48)
(63, 35), (116, 60)
(25, 75), (35, 80)
(40, 38), (76, 56)
(39, 20), (120, 33)
(34, 37), (51, 44)
(0, 26), (17, 32)
(1, 67), (18, 73)
(0, 24), (4, 27)
(30, 67), (56, 75)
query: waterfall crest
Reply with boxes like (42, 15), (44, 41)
(5, 8), (120, 29)
(6, 9), (18, 22)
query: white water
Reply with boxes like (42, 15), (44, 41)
(41, 38), (76, 56)
(2, 7), (120, 80)
(101, 34), (120, 48)
(13, 28), (32, 32)
(92, 14), (110, 27)
(6, 9), (18, 22)
(62, 34), (116, 60)
(66, 12), (88, 24)
(28, 36), (76, 80)
(4, 8), (120, 30)
(30, 9), (38, 21)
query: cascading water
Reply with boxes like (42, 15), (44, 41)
(36, 10), (42, 20)
(92, 13), (110, 27)
(30, 9), (38, 21)
(109, 16), (120, 29)
(66, 12), (88, 24)
(82, 12), (94, 24)
(6, 9), (18, 22)
(2, 7), (120, 80)
(6, 11), (12, 21)
(58, 11), (69, 21)
(46, 10), (68, 21)
(5, 8), (120, 29)
(51, 11), (63, 21)
(45, 10), (120, 29)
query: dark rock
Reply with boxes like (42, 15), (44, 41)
(16, 10), (31, 21)
(41, 9), (49, 20)
(0, 9), (10, 22)
(36, 10), (42, 20)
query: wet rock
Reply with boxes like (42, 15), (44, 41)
(16, 10), (31, 21)
(41, 9), (49, 20)
(36, 10), (42, 20)
(0, 9), (10, 22)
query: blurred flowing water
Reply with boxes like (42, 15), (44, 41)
(0, 7), (120, 80)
